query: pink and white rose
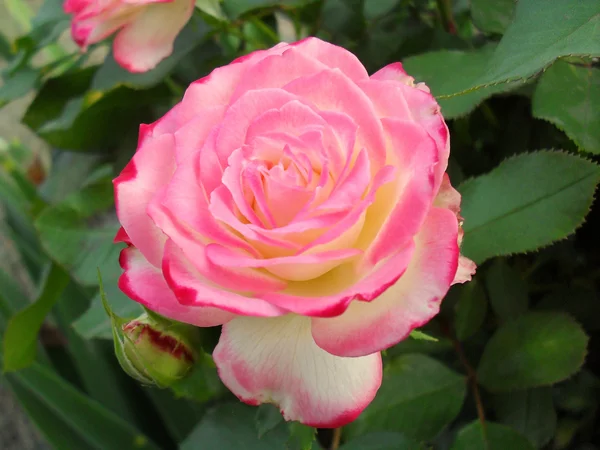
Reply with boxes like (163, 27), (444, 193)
(113, 37), (476, 427)
(64, 0), (194, 73)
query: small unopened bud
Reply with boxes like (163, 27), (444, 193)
(116, 312), (198, 387)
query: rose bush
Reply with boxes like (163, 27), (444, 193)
(113, 37), (475, 427)
(64, 0), (194, 72)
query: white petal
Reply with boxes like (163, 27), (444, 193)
(213, 315), (382, 427)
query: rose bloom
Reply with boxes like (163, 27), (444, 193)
(114, 37), (476, 427)
(64, 0), (194, 72)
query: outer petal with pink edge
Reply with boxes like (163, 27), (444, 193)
(213, 315), (382, 427)
(114, 133), (175, 267)
(113, 0), (194, 72)
(434, 173), (477, 285)
(119, 246), (234, 327)
(311, 207), (460, 357)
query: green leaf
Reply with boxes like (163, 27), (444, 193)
(532, 61), (600, 154)
(4, 379), (94, 449)
(181, 402), (290, 450)
(465, 0), (600, 91)
(72, 281), (143, 339)
(459, 151), (600, 264)
(23, 67), (169, 151)
(403, 44), (520, 119)
(477, 312), (588, 392)
(39, 152), (103, 203)
(5, 0), (34, 32)
(195, 0), (228, 22)
(28, 0), (69, 48)
(287, 422), (316, 450)
(450, 421), (534, 450)
(52, 281), (145, 426)
(34, 175), (124, 286)
(1, 355), (161, 450)
(409, 330), (439, 342)
(492, 388), (557, 447)
(92, 16), (210, 91)
(3, 263), (70, 372)
(348, 354), (466, 440)
(454, 278), (487, 340)
(470, 0), (515, 34)
(0, 68), (39, 107)
(340, 432), (425, 450)
(485, 260), (528, 322)
(387, 332), (452, 357)
(255, 404), (283, 438)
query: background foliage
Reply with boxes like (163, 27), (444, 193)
(1, 0), (600, 449)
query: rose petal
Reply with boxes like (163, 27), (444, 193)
(360, 77), (449, 190)
(119, 246), (233, 327)
(149, 196), (286, 292)
(206, 243), (361, 281)
(113, 0), (194, 73)
(114, 227), (132, 244)
(284, 69), (387, 168)
(356, 118), (438, 269)
(245, 100), (326, 147)
(259, 238), (415, 318)
(215, 89), (299, 167)
(454, 256), (476, 285)
(311, 207), (459, 357)
(433, 174), (476, 284)
(229, 47), (326, 103)
(173, 107), (226, 163)
(213, 314), (381, 427)
(163, 239), (287, 317)
(434, 173), (462, 215)
(71, 7), (135, 48)
(291, 37), (369, 81)
(114, 133), (175, 267)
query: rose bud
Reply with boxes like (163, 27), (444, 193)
(117, 312), (197, 387)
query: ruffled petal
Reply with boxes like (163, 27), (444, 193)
(284, 69), (387, 168)
(163, 239), (287, 317)
(311, 207), (459, 357)
(119, 246), (233, 327)
(360, 76), (449, 190)
(150, 199), (286, 292)
(213, 315), (382, 427)
(229, 47), (326, 103)
(215, 88), (299, 167)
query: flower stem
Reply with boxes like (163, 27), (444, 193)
(439, 318), (486, 427)
(330, 427), (342, 450)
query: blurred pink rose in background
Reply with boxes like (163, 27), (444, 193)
(113, 37), (476, 427)
(64, 0), (194, 72)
